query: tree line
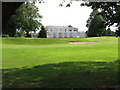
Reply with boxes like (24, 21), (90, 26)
(86, 9), (115, 37)
(2, 1), (120, 37)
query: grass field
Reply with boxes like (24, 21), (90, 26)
(2, 37), (118, 88)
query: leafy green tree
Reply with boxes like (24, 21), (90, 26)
(81, 2), (120, 37)
(38, 26), (47, 38)
(5, 2), (42, 37)
(86, 10), (106, 37)
(2, 1), (44, 33)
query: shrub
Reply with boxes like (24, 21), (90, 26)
(2, 34), (10, 38)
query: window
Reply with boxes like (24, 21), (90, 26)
(74, 29), (78, 32)
(65, 29), (67, 31)
(69, 30), (72, 31)
(59, 32), (63, 34)
(53, 33), (56, 38)
(51, 29), (52, 31)
(70, 33), (73, 38)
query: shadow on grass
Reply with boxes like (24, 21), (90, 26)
(2, 60), (119, 88)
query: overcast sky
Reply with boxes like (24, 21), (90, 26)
(35, 0), (116, 32)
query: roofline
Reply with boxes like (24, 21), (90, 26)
(45, 26), (78, 29)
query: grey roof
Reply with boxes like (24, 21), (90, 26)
(45, 26), (78, 30)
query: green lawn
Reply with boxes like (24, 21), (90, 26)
(2, 37), (118, 88)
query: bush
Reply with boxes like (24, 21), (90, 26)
(2, 34), (10, 38)
(15, 32), (25, 37)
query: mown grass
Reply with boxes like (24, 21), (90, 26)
(2, 37), (119, 88)
(2, 38), (89, 45)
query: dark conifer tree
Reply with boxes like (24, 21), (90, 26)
(38, 26), (47, 38)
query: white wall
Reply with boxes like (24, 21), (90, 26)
(46, 26), (86, 38)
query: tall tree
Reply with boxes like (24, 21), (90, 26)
(81, 2), (120, 37)
(4, 2), (42, 37)
(38, 25), (47, 38)
(86, 10), (106, 37)
(2, 0), (44, 33)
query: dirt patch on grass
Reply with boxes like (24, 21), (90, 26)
(69, 42), (96, 44)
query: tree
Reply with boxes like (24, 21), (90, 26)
(2, 0), (44, 35)
(2, 2), (24, 34)
(38, 26), (47, 38)
(81, 2), (120, 37)
(5, 2), (42, 37)
(86, 10), (106, 37)
(0, 0), (44, 34)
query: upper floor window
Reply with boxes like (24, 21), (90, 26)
(69, 30), (72, 31)
(74, 29), (78, 32)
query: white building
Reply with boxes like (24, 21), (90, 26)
(45, 25), (86, 38)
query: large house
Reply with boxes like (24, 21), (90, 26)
(45, 25), (86, 38)
(31, 25), (86, 38)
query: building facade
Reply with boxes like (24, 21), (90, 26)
(45, 26), (86, 38)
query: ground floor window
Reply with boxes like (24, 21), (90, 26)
(64, 36), (68, 38)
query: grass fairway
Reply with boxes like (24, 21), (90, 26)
(2, 37), (118, 88)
